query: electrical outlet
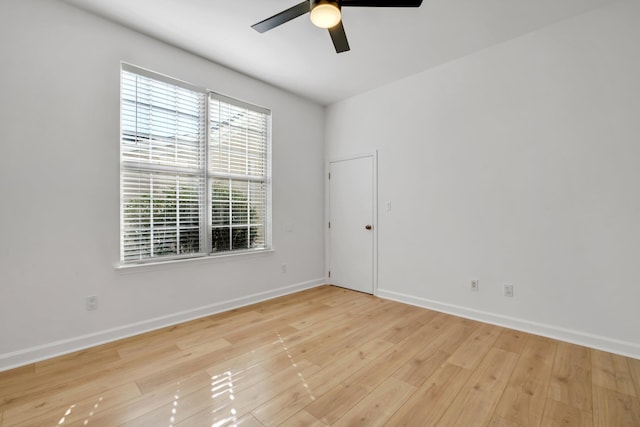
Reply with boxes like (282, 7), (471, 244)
(86, 295), (98, 311)
(281, 264), (287, 274)
(470, 280), (479, 292)
(504, 284), (514, 298)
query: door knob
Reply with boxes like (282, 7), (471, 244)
(365, 224), (372, 230)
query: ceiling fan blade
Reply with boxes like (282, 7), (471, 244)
(328, 21), (350, 53)
(251, 1), (311, 33)
(341, 0), (423, 6)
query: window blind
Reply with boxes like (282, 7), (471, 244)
(209, 96), (269, 252)
(120, 65), (271, 264)
(120, 70), (206, 262)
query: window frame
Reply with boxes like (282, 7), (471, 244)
(119, 63), (272, 266)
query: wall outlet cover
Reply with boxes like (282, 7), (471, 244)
(504, 284), (514, 298)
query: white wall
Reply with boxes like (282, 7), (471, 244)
(0, 0), (325, 370)
(326, 0), (640, 358)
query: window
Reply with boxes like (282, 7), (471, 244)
(120, 64), (270, 264)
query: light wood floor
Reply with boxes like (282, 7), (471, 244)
(1, 285), (639, 427)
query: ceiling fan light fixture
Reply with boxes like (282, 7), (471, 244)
(252, 0), (424, 53)
(310, 1), (341, 29)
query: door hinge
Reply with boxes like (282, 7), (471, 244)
(328, 172), (331, 179)
(328, 221), (331, 229)
(328, 270), (331, 278)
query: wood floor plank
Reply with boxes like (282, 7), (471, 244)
(127, 362), (314, 427)
(303, 333), (410, 423)
(251, 338), (393, 426)
(281, 304), (388, 367)
(491, 336), (557, 426)
(493, 329), (531, 354)
(135, 326), (297, 393)
(167, 360), (320, 427)
(64, 371), (212, 427)
(446, 322), (503, 370)
(249, 375), (319, 426)
(34, 346), (122, 374)
(286, 322), (371, 367)
(591, 349), (637, 397)
(2, 285), (640, 426)
(130, 342), (239, 394)
(0, 342), (185, 411)
(344, 322), (455, 391)
(175, 323), (254, 351)
(0, 364), (35, 403)
(304, 383), (368, 425)
(176, 337), (232, 354)
(304, 301), (420, 367)
(222, 304), (329, 346)
(393, 316), (477, 387)
(541, 399), (593, 427)
(548, 342), (592, 412)
(115, 310), (263, 359)
(592, 385), (640, 426)
(548, 341), (593, 412)
(319, 286), (378, 308)
(435, 348), (519, 426)
(278, 409), (326, 427)
(221, 317), (300, 345)
(378, 307), (440, 344)
(224, 359), (321, 416)
(0, 364), (34, 382)
(288, 304), (351, 330)
(303, 338), (395, 395)
(250, 286), (333, 316)
(629, 357), (640, 397)
(177, 409), (266, 427)
(4, 381), (141, 427)
(333, 377), (416, 427)
(0, 353), (175, 416)
(121, 381), (224, 427)
(203, 313), (351, 379)
(228, 412), (265, 427)
(384, 363), (473, 426)
(486, 414), (520, 427)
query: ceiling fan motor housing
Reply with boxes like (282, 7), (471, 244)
(311, 0), (341, 8)
(252, 0), (423, 53)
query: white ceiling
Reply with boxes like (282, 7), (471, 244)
(62, 0), (616, 105)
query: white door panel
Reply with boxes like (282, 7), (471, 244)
(329, 155), (375, 294)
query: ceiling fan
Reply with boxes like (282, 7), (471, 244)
(252, 0), (424, 54)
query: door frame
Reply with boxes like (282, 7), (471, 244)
(326, 151), (378, 295)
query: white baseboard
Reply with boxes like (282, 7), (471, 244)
(0, 278), (326, 372)
(376, 288), (640, 360)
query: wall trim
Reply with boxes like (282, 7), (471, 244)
(376, 288), (640, 360)
(0, 278), (326, 372)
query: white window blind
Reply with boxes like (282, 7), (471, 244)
(209, 96), (269, 252)
(120, 65), (270, 264)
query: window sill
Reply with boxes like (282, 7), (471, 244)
(114, 248), (275, 274)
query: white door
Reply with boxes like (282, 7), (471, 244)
(329, 155), (375, 294)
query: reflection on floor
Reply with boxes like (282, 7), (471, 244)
(1, 285), (639, 426)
